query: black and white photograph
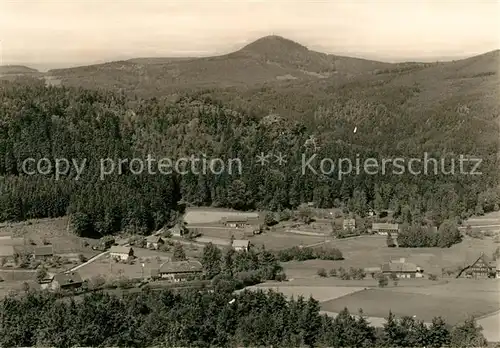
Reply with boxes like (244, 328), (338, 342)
(0, 0), (499, 346)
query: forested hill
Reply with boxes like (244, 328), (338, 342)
(0, 79), (498, 237)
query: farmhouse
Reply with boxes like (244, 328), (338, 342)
(221, 216), (248, 228)
(146, 235), (164, 249)
(232, 239), (250, 252)
(49, 272), (84, 291)
(381, 258), (423, 278)
(33, 245), (54, 260)
(342, 218), (356, 231)
(372, 222), (399, 236)
(459, 254), (496, 279)
(110, 246), (134, 261)
(155, 260), (203, 282)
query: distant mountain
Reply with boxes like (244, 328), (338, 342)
(47, 35), (397, 93)
(44, 37), (499, 155)
(0, 65), (40, 75)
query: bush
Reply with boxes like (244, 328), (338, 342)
(378, 275), (389, 287)
(428, 274), (438, 281)
(349, 267), (366, 280)
(328, 268), (338, 277)
(338, 267), (351, 280)
(234, 271), (262, 287)
(275, 272), (287, 282)
(317, 268), (327, 277)
(276, 246), (343, 262)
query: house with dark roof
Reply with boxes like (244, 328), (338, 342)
(33, 245), (54, 260)
(381, 258), (423, 278)
(154, 260), (203, 282)
(110, 246), (134, 261)
(146, 235), (164, 250)
(221, 216), (249, 228)
(50, 272), (83, 291)
(372, 223), (399, 236)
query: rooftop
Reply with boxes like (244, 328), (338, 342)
(382, 261), (419, 273)
(109, 246), (133, 254)
(0, 237), (26, 246)
(158, 260), (203, 274)
(372, 222), (399, 230)
(34, 245), (53, 256)
(53, 272), (83, 286)
(223, 216), (249, 223)
(232, 239), (250, 248)
(0, 245), (15, 257)
(146, 235), (163, 243)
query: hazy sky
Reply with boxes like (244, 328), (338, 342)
(1, 0), (499, 70)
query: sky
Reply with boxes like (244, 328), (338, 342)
(1, 0), (499, 71)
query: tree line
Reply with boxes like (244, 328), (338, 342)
(0, 286), (487, 347)
(0, 81), (498, 237)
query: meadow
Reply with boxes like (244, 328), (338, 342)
(320, 285), (499, 326)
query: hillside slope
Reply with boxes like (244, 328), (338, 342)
(48, 35), (394, 93)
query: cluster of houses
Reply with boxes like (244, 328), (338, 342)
(0, 236), (55, 264)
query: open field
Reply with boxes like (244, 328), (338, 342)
(251, 232), (326, 250)
(184, 207), (260, 225)
(243, 283), (364, 302)
(296, 234), (499, 276)
(320, 286), (499, 326)
(463, 211), (500, 234)
(0, 217), (97, 258)
(242, 277), (500, 341)
(76, 247), (177, 280)
(478, 311), (500, 343)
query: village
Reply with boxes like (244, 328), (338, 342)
(0, 206), (499, 341)
(1, 206), (499, 289)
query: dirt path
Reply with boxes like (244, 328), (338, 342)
(67, 251), (110, 272)
(66, 240), (130, 273)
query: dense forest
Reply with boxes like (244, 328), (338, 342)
(0, 286), (488, 347)
(0, 79), (498, 237)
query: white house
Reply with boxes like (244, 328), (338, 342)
(109, 246), (134, 261)
(232, 239), (250, 252)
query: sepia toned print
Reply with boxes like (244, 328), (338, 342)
(0, 1), (498, 346)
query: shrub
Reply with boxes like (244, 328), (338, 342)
(328, 268), (338, 277)
(378, 275), (389, 287)
(275, 273), (287, 282)
(428, 274), (438, 281)
(349, 267), (366, 280)
(317, 268), (327, 277)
